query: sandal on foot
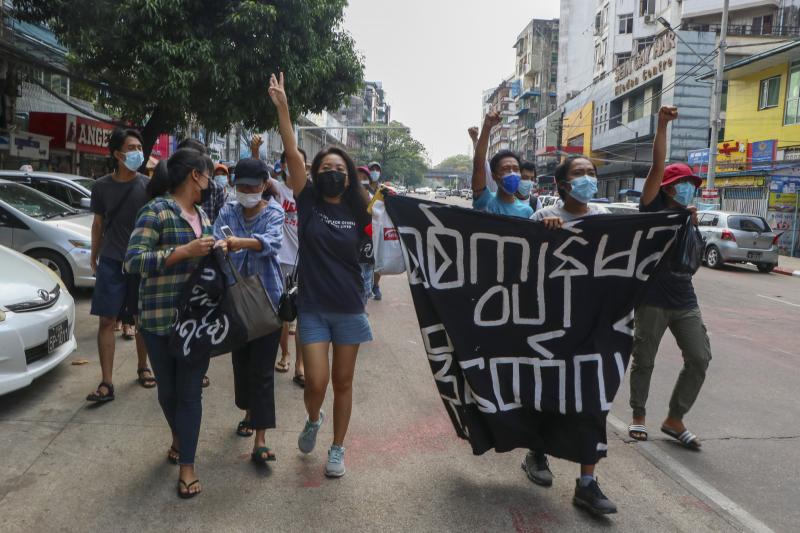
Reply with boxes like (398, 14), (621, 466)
(661, 426), (702, 450)
(275, 359), (290, 373)
(201, 375), (210, 388)
(251, 446), (276, 464)
(86, 382), (115, 403)
(292, 374), (305, 388)
(236, 419), (253, 437)
(137, 367), (157, 388)
(122, 324), (135, 340)
(167, 446), (180, 464)
(628, 424), (648, 441)
(177, 479), (201, 499)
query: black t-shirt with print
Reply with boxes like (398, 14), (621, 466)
(639, 191), (698, 310)
(296, 184), (365, 314)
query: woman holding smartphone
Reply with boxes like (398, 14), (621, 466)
(267, 72), (372, 478)
(213, 158), (285, 464)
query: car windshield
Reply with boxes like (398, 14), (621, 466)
(0, 182), (78, 219)
(73, 178), (95, 191)
(728, 215), (769, 232)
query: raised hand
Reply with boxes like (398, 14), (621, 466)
(658, 106), (678, 124)
(483, 110), (502, 130)
(268, 72), (288, 109)
(250, 134), (263, 158)
(468, 126), (479, 142)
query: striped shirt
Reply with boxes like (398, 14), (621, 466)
(125, 196), (212, 335)
(213, 199), (284, 307)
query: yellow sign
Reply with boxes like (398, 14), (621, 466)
(716, 140), (748, 172)
(701, 176), (764, 187)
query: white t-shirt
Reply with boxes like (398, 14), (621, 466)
(531, 201), (610, 222)
(271, 178), (299, 265)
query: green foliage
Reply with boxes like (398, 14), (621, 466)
(435, 154), (472, 172)
(352, 121), (428, 186)
(14, 0), (364, 155)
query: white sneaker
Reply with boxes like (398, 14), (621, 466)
(298, 411), (324, 454)
(325, 445), (346, 478)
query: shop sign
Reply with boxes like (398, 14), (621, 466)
(65, 114), (77, 151)
(716, 140), (748, 172)
(9, 132), (51, 160)
(749, 139), (776, 169)
(769, 176), (800, 210)
(76, 117), (114, 155)
(614, 31), (676, 96)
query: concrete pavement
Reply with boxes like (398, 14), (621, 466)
(774, 254), (800, 277)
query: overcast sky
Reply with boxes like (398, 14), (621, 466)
(344, 0), (560, 165)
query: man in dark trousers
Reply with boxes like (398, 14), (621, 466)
(87, 128), (153, 402)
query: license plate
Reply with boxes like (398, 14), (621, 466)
(747, 252), (762, 260)
(48, 320), (69, 353)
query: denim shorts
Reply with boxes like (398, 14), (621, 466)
(90, 256), (137, 318)
(298, 311), (373, 345)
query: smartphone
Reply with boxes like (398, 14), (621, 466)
(220, 225), (234, 238)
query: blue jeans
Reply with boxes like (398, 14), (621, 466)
(141, 331), (210, 465)
(298, 311), (373, 345)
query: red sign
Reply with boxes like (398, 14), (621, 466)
(701, 188), (719, 199)
(29, 113), (115, 155)
(383, 227), (399, 241)
(76, 117), (114, 155)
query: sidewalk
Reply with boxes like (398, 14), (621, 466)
(776, 254), (800, 277)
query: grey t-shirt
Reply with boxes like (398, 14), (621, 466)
(90, 173), (150, 261)
(531, 201), (610, 222)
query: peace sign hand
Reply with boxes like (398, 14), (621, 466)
(268, 72), (288, 109)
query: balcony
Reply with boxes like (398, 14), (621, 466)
(681, 0), (779, 19)
(684, 23), (800, 38)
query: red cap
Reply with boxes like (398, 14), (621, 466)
(357, 165), (371, 175)
(662, 163), (702, 188)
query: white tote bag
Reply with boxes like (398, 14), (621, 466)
(371, 196), (406, 275)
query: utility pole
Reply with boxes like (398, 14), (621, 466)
(705, 0), (729, 206)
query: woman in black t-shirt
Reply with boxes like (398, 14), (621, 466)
(268, 72), (372, 479)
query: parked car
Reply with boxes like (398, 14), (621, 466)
(698, 210), (779, 272)
(395, 186), (408, 196)
(450, 189), (461, 197)
(0, 245), (77, 395)
(435, 187), (448, 199)
(461, 189), (473, 200)
(0, 171), (94, 211)
(0, 180), (95, 290)
(416, 187), (432, 195)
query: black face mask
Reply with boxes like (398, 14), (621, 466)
(316, 170), (347, 198)
(200, 185), (211, 204)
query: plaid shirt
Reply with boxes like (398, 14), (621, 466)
(125, 196), (212, 335)
(213, 199), (284, 306)
(201, 180), (227, 223)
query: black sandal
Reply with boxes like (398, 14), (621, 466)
(177, 478), (201, 499)
(236, 419), (253, 437)
(167, 446), (179, 465)
(137, 368), (157, 388)
(251, 446), (276, 464)
(292, 374), (305, 388)
(86, 382), (115, 403)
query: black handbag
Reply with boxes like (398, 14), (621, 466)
(670, 217), (704, 274)
(224, 254), (283, 342)
(278, 268), (298, 322)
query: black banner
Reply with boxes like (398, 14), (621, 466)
(384, 196), (683, 464)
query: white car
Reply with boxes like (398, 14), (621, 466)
(434, 188), (448, 199)
(0, 245), (76, 395)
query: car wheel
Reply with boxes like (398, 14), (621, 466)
(757, 263), (775, 273)
(705, 245), (722, 269)
(27, 250), (74, 291)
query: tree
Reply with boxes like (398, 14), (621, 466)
(435, 154), (472, 172)
(14, 0), (364, 159)
(353, 120), (428, 186)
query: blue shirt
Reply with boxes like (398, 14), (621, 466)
(473, 189), (534, 218)
(213, 199), (285, 307)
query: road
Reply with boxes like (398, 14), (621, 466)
(1, 195), (798, 532)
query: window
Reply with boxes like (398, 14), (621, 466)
(759, 76), (781, 109)
(753, 15), (773, 35)
(728, 216), (769, 232)
(785, 62), (800, 125)
(699, 214), (719, 227)
(615, 52), (631, 67)
(628, 90), (645, 123)
(636, 37), (655, 53)
(619, 14), (633, 34)
(639, 0), (655, 16)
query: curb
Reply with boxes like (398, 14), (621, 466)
(774, 267), (800, 277)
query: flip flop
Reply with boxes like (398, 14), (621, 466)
(137, 367), (157, 388)
(628, 424), (648, 441)
(275, 359), (290, 373)
(292, 374), (305, 388)
(177, 479), (201, 499)
(236, 419), (253, 437)
(661, 426), (702, 450)
(167, 446), (180, 465)
(251, 446), (276, 464)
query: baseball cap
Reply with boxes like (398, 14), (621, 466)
(368, 161), (382, 170)
(214, 163), (229, 176)
(662, 163), (702, 188)
(357, 165), (371, 175)
(233, 158), (270, 186)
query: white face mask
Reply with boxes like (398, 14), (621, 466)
(236, 191), (262, 208)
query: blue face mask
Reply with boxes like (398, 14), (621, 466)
(122, 150), (144, 172)
(370, 170), (380, 182)
(517, 179), (534, 198)
(672, 181), (696, 206)
(214, 175), (229, 188)
(567, 175), (598, 204)
(500, 173), (521, 195)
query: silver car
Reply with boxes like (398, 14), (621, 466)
(0, 179), (95, 290)
(698, 210), (779, 273)
(0, 170), (94, 211)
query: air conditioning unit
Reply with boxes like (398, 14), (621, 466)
(644, 14), (656, 24)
